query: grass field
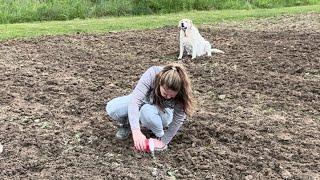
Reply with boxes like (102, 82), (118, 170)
(0, 5), (319, 41)
(1, 0), (319, 24)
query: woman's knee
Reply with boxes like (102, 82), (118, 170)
(106, 96), (129, 120)
(161, 108), (174, 127)
(140, 104), (165, 138)
(154, 130), (164, 138)
(106, 101), (117, 119)
(140, 104), (158, 122)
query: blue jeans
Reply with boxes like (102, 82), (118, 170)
(106, 95), (173, 138)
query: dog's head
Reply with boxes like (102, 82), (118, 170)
(178, 19), (193, 31)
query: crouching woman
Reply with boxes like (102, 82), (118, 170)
(106, 63), (195, 152)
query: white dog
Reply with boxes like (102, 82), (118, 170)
(178, 19), (224, 59)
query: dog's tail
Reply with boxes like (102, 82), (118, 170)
(211, 48), (225, 54)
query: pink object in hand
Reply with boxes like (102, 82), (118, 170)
(145, 138), (155, 153)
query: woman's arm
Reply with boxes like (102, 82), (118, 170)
(161, 103), (187, 145)
(128, 66), (161, 150)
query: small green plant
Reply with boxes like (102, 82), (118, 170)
(41, 121), (51, 129)
(265, 107), (275, 113)
(167, 170), (176, 179)
(74, 132), (82, 142)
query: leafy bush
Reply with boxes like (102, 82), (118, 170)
(0, 0), (319, 24)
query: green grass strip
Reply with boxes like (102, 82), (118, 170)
(0, 5), (319, 41)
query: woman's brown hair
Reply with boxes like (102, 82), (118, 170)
(152, 63), (195, 116)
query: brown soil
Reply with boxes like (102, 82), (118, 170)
(0, 13), (319, 179)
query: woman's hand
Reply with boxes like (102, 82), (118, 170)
(132, 129), (147, 151)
